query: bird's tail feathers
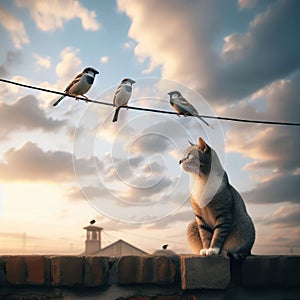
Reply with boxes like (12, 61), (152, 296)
(196, 115), (212, 128)
(112, 107), (121, 122)
(53, 96), (65, 107)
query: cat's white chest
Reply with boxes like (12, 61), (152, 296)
(190, 174), (207, 207)
(190, 172), (223, 208)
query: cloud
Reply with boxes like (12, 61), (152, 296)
(242, 173), (300, 204)
(226, 72), (300, 205)
(226, 73), (300, 173)
(33, 53), (51, 70)
(55, 47), (82, 83)
(217, 0), (300, 100)
(122, 176), (176, 203)
(238, 0), (259, 10)
(66, 184), (114, 202)
(0, 5), (29, 48)
(123, 40), (136, 50)
(100, 56), (109, 64)
(0, 50), (22, 77)
(130, 134), (174, 154)
(256, 205), (300, 227)
(0, 142), (101, 182)
(118, 0), (300, 102)
(15, 0), (101, 32)
(0, 95), (66, 139)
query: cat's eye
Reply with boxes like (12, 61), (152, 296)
(187, 153), (193, 159)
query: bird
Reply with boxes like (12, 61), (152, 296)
(162, 244), (168, 250)
(168, 90), (211, 127)
(90, 219), (96, 225)
(53, 67), (99, 106)
(112, 78), (135, 122)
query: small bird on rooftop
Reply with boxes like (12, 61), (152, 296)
(162, 244), (168, 250)
(90, 219), (96, 225)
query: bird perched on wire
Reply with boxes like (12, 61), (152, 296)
(168, 90), (211, 127)
(112, 78), (135, 122)
(53, 67), (99, 106)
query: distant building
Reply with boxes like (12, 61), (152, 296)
(82, 225), (148, 256)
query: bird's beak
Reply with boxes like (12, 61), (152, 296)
(131, 79), (136, 84)
(95, 70), (99, 74)
(179, 159), (182, 165)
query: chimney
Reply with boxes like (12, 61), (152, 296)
(83, 225), (103, 255)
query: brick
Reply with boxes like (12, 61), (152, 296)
(118, 256), (140, 284)
(180, 255), (230, 290)
(141, 256), (154, 283)
(84, 256), (109, 287)
(51, 256), (83, 286)
(156, 297), (196, 300)
(126, 297), (153, 300)
(118, 256), (177, 285)
(6, 256), (27, 285)
(241, 255), (300, 287)
(153, 256), (176, 284)
(25, 255), (49, 285)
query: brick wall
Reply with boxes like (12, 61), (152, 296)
(0, 255), (299, 299)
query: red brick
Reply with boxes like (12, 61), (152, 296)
(141, 256), (154, 283)
(51, 256), (83, 287)
(118, 256), (177, 285)
(25, 255), (49, 285)
(154, 256), (176, 284)
(6, 256), (27, 285)
(127, 297), (153, 300)
(118, 256), (140, 284)
(84, 256), (108, 287)
(156, 297), (196, 300)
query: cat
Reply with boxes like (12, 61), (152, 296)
(179, 137), (255, 257)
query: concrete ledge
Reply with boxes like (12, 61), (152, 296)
(0, 255), (300, 299)
(181, 255), (230, 290)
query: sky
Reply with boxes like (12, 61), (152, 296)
(0, 0), (299, 255)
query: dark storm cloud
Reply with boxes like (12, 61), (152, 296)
(0, 95), (66, 139)
(213, 0), (300, 101)
(120, 0), (300, 103)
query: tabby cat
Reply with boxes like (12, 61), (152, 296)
(179, 137), (255, 257)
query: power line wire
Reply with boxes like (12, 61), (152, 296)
(1, 78), (300, 126)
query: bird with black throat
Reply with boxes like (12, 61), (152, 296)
(112, 78), (135, 122)
(168, 90), (211, 128)
(53, 67), (99, 106)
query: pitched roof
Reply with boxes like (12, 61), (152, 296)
(92, 239), (148, 256)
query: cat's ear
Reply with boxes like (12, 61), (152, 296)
(197, 137), (208, 152)
(188, 140), (195, 146)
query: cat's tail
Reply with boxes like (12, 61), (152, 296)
(227, 251), (252, 260)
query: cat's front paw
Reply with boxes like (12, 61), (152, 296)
(199, 248), (208, 256)
(206, 247), (220, 256)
